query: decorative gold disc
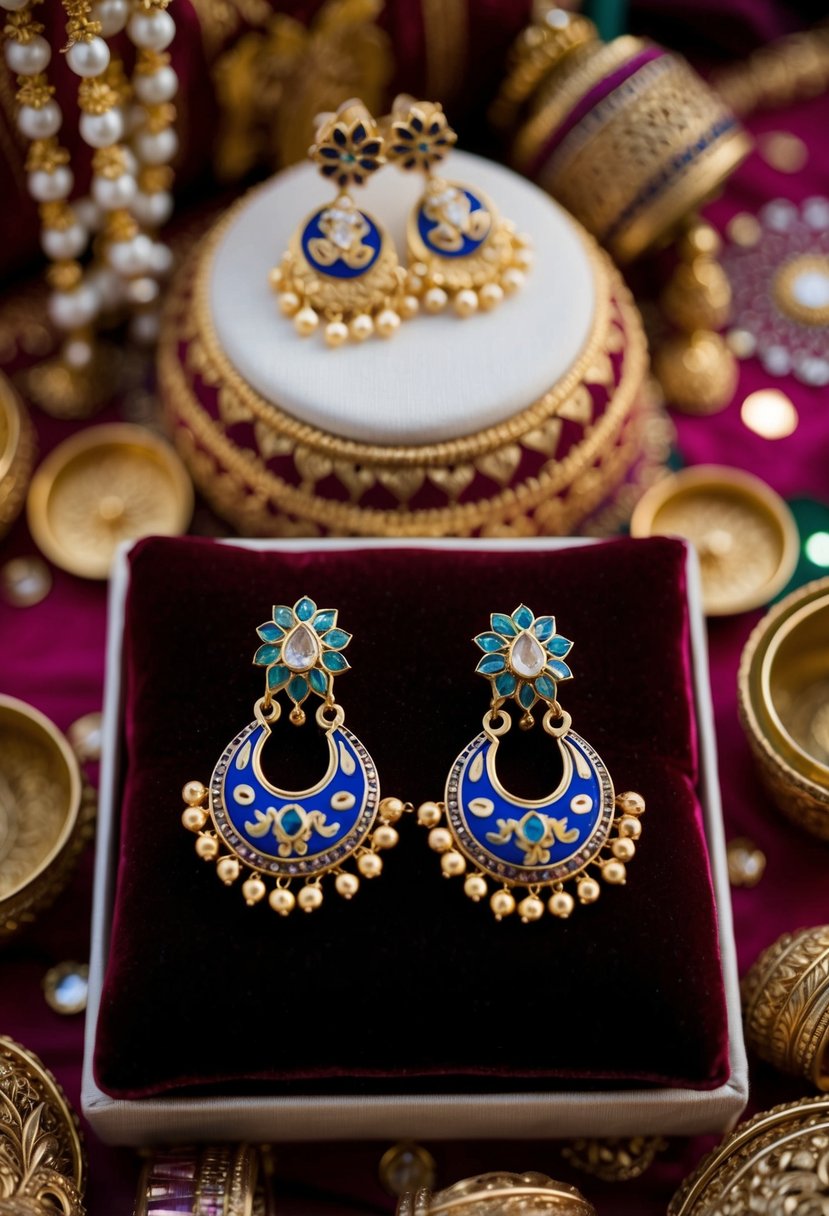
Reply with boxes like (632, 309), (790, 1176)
(0, 1036), (85, 1213)
(26, 423), (194, 579)
(630, 465), (799, 615)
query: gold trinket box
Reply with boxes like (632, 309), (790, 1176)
(738, 577), (829, 840)
(159, 155), (661, 539)
(0, 695), (94, 940)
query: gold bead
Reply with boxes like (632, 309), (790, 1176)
(269, 887), (296, 915)
(428, 826), (453, 853)
(603, 860), (627, 885)
(514, 248), (534, 271)
(335, 871), (359, 899)
(242, 875), (266, 905)
(618, 791), (645, 816)
(379, 796), (406, 823)
(357, 851), (383, 878)
(375, 308), (401, 338)
(454, 288), (478, 318)
(680, 221), (721, 259)
(417, 801), (442, 828)
(518, 895), (544, 923)
(490, 889), (516, 920)
(400, 294), (420, 319)
(441, 850), (466, 877)
(479, 282), (503, 311)
(195, 834), (218, 860)
(373, 824), (399, 851)
(268, 267), (282, 290)
(424, 287), (448, 313)
(181, 806), (207, 832)
(298, 884), (323, 912)
(549, 890), (575, 918)
(324, 320), (349, 347)
(350, 313), (374, 341)
(216, 856), (240, 885)
(612, 837), (636, 861)
(619, 815), (642, 839)
(406, 271), (425, 293)
(577, 876), (600, 904)
(501, 268), (525, 294)
(464, 874), (487, 902)
(182, 780), (206, 806)
(294, 306), (318, 336)
(278, 291), (300, 316)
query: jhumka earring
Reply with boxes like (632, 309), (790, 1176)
(269, 100), (416, 346)
(181, 597), (406, 915)
(384, 95), (533, 317)
(416, 605), (645, 923)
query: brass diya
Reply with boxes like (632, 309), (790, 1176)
(738, 577), (829, 840)
(630, 465), (798, 616)
(0, 1035), (86, 1214)
(397, 1173), (597, 1216)
(0, 695), (91, 941)
(0, 370), (36, 540)
(26, 423), (194, 579)
(669, 1095), (829, 1214)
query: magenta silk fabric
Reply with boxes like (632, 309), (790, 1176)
(2, 59), (829, 1216)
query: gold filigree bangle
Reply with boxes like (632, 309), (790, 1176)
(742, 926), (829, 1090)
(398, 1172), (597, 1216)
(0, 1036), (86, 1215)
(135, 1144), (269, 1216)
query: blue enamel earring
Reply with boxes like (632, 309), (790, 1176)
(417, 606), (645, 923)
(384, 95), (533, 317)
(181, 597), (406, 915)
(269, 100), (416, 346)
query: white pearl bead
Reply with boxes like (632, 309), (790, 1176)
(133, 127), (178, 165)
(92, 172), (136, 210)
(149, 241), (173, 275)
(108, 233), (154, 277)
(128, 8), (175, 50)
(72, 196), (101, 231)
(133, 65), (178, 105)
(131, 189), (173, 227)
(92, 0), (130, 36)
(48, 282), (100, 330)
(79, 108), (125, 149)
(41, 223), (87, 260)
(18, 101), (62, 140)
(28, 166), (73, 202)
(63, 336), (93, 369)
(0, 0), (30, 12)
(129, 310), (160, 345)
(125, 275), (159, 305)
(87, 264), (123, 310)
(5, 35), (51, 75)
(66, 36), (110, 77)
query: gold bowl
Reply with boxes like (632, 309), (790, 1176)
(738, 577), (829, 839)
(0, 370), (36, 539)
(0, 695), (92, 940)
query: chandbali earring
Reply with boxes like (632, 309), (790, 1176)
(269, 100), (416, 346)
(181, 596), (407, 915)
(384, 95), (533, 317)
(416, 605), (645, 923)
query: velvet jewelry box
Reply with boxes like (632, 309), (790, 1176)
(82, 535), (748, 1143)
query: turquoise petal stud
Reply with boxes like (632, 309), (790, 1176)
(495, 672), (517, 697)
(312, 609), (337, 633)
(533, 616), (555, 642)
(273, 605), (295, 629)
(322, 651), (350, 673)
(267, 664), (290, 691)
(475, 632), (506, 653)
(535, 674), (556, 700)
(254, 643), (281, 666)
(323, 628), (351, 650)
(257, 622), (284, 643)
(518, 682), (535, 709)
(295, 597), (316, 622)
(288, 674), (309, 701)
(548, 659), (572, 681)
(491, 613), (518, 638)
(309, 668), (328, 695)
(512, 604), (534, 630)
(547, 636), (573, 658)
(477, 654), (506, 675)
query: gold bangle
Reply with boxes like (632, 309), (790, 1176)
(0, 1037), (86, 1215)
(742, 926), (829, 1090)
(489, 10), (598, 133)
(669, 1096), (829, 1214)
(134, 1144), (263, 1216)
(398, 1173), (597, 1216)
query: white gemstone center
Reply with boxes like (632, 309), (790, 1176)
(510, 630), (546, 679)
(792, 268), (829, 310)
(283, 623), (319, 671)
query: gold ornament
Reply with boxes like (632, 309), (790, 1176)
(398, 1172), (596, 1216)
(561, 1136), (668, 1183)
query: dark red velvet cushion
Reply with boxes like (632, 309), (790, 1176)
(94, 535), (729, 1097)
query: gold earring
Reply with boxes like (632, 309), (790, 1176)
(385, 95), (533, 318)
(269, 100), (415, 346)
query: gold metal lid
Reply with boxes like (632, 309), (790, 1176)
(27, 423), (194, 579)
(0, 695), (85, 939)
(0, 1035), (85, 1212)
(630, 465), (799, 615)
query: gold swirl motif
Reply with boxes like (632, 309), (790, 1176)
(669, 1096), (829, 1215)
(0, 1037), (85, 1215)
(742, 927), (829, 1090)
(398, 1172), (596, 1216)
(158, 189), (653, 537)
(561, 1137), (668, 1183)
